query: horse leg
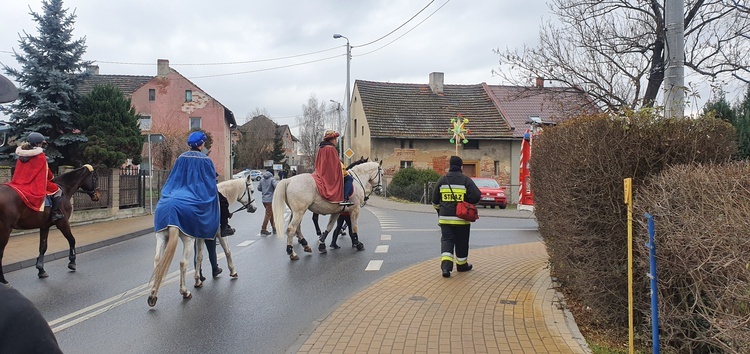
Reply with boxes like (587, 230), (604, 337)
(55, 222), (77, 271)
(217, 235), (238, 278)
(194, 238), (204, 288)
(349, 210), (365, 251)
(312, 213), (321, 236)
(0, 231), (9, 284)
(178, 235), (193, 300)
(154, 232), (167, 269)
(318, 214), (339, 253)
(148, 227), (179, 307)
(36, 227), (51, 278)
(286, 212), (305, 260)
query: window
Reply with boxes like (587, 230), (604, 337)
(399, 140), (414, 149)
(148, 89), (155, 101)
(185, 90), (192, 102)
(361, 126), (365, 136)
(190, 117), (201, 129)
(464, 140), (479, 149)
(494, 161), (500, 176)
(139, 115), (152, 131)
(354, 119), (357, 138)
(400, 161), (413, 169)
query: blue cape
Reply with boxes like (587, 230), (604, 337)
(154, 151), (219, 239)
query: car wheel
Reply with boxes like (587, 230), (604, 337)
(256, 177), (261, 181)
(490, 205), (495, 209)
(499, 204), (507, 209)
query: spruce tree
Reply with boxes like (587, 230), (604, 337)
(0, 0), (90, 167)
(734, 86), (750, 160)
(75, 85), (145, 167)
(270, 125), (286, 163)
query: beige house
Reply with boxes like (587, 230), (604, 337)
(348, 73), (597, 203)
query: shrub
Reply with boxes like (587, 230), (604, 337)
(387, 168), (441, 202)
(530, 111), (736, 338)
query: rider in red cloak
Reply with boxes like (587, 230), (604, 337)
(6, 132), (63, 221)
(312, 130), (353, 206)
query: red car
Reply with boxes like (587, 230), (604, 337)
(471, 177), (507, 209)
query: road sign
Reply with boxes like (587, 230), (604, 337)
(147, 134), (165, 143)
(344, 148), (355, 159)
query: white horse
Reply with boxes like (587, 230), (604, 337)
(147, 175), (257, 307)
(193, 176), (258, 288)
(272, 161), (383, 260)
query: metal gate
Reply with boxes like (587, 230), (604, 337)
(119, 166), (142, 209)
(73, 165), (111, 210)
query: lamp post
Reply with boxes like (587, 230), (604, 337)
(330, 99), (343, 160)
(333, 33), (351, 160)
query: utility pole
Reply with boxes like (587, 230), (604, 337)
(330, 99), (343, 160)
(664, 0), (685, 118)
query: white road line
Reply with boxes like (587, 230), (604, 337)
(374, 245), (389, 253)
(365, 260), (383, 271)
(381, 235), (391, 241)
(237, 240), (254, 247)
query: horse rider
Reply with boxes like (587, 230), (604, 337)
(312, 130), (353, 206)
(8, 132), (64, 221)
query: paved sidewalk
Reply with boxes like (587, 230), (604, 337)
(3, 197), (590, 353)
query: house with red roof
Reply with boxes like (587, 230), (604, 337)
(79, 59), (237, 180)
(348, 72), (598, 203)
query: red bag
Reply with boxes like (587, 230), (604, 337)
(447, 181), (479, 222)
(456, 201), (479, 222)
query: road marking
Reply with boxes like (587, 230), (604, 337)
(237, 240), (254, 247)
(365, 260), (383, 271)
(381, 235), (391, 241)
(386, 228), (538, 232)
(374, 245), (389, 253)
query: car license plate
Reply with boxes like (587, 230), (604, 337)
(482, 197), (494, 201)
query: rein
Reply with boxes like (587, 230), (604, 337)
(229, 180), (255, 214)
(56, 169), (98, 196)
(349, 165), (383, 207)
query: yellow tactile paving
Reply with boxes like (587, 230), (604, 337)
(296, 242), (586, 354)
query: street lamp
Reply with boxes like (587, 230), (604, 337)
(330, 99), (343, 160)
(333, 33), (351, 161)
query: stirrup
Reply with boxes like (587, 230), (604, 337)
(338, 200), (354, 206)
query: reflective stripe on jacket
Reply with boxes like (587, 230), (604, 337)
(431, 171), (481, 225)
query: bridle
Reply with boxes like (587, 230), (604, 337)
(57, 168), (99, 198)
(230, 179), (256, 214)
(350, 165), (383, 207)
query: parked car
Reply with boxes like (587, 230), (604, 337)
(232, 169), (250, 180)
(233, 169), (263, 181)
(250, 170), (262, 181)
(471, 177), (507, 209)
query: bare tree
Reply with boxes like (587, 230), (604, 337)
(297, 95), (327, 169)
(234, 115), (276, 169)
(495, 0), (750, 111)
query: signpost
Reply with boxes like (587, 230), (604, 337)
(146, 133), (165, 214)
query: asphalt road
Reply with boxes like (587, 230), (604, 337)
(5, 188), (539, 354)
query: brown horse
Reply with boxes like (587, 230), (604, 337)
(0, 164), (101, 284)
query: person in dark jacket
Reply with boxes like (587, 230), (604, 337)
(257, 168), (277, 235)
(0, 284), (63, 353)
(431, 156), (481, 278)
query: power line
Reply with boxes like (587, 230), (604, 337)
(353, 0), (436, 48)
(93, 46), (341, 66)
(187, 54), (342, 79)
(355, 0), (450, 57)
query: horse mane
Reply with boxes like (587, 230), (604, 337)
(217, 177), (249, 200)
(54, 165), (91, 185)
(346, 157), (369, 170)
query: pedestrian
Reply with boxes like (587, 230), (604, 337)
(8, 132), (64, 221)
(258, 168), (277, 235)
(431, 156), (481, 278)
(312, 130), (353, 206)
(329, 211), (351, 249)
(0, 284), (63, 353)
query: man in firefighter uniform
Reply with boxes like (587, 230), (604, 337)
(432, 156), (481, 278)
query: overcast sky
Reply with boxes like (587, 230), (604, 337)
(0, 0), (552, 130)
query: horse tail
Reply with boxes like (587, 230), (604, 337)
(150, 226), (179, 291)
(272, 179), (289, 239)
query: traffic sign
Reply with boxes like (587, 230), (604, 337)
(344, 148), (355, 159)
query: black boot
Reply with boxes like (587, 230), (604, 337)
(50, 195), (64, 222)
(441, 260), (453, 278)
(456, 263), (473, 272)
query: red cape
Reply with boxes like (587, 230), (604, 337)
(6, 151), (58, 211)
(312, 144), (344, 202)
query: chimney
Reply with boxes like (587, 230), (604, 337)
(85, 65), (99, 75)
(157, 59), (170, 77)
(429, 72), (444, 94)
(535, 77), (544, 88)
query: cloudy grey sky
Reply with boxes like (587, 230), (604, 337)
(0, 0), (551, 129)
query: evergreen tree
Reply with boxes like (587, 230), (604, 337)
(734, 86), (750, 160)
(74, 85), (145, 167)
(702, 94), (735, 123)
(270, 125), (286, 163)
(0, 0), (91, 167)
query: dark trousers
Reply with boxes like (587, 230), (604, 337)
(331, 214), (352, 245)
(262, 202), (274, 231)
(194, 239), (219, 272)
(218, 192), (230, 228)
(344, 175), (353, 199)
(440, 224), (471, 267)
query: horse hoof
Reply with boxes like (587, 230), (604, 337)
(182, 292), (192, 300)
(194, 281), (203, 289)
(318, 243), (327, 253)
(290, 255), (299, 261)
(147, 296), (158, 307)
(356, 243), (365, 251)
(38, 271), (49, 278)
(330, 244), (341, 249)
(303, 246), (312, 253)
(230, 272), (238, 278)
(68, 263), (76, 271)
